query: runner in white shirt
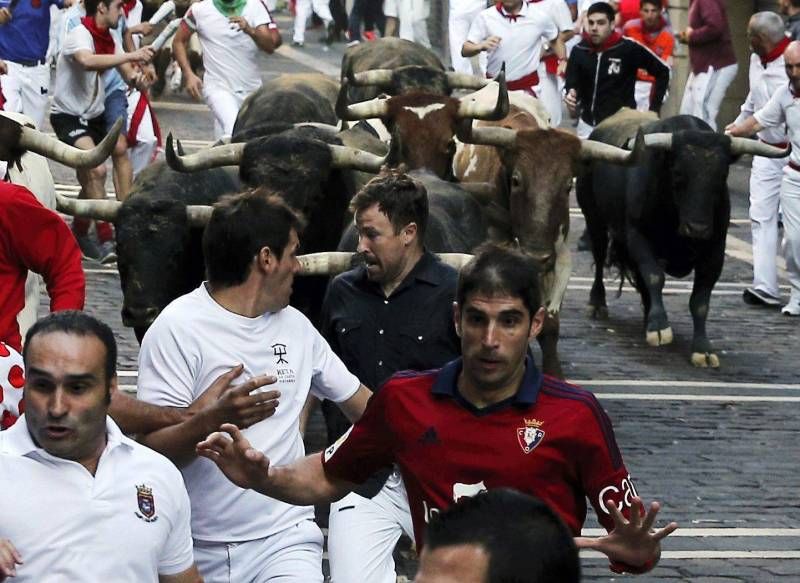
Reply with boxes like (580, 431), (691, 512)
(174, 0), (280, 140)
(531, 0), (575, 125)
(462, 0), (562, 97)
(449, 0), (486, 75)
(136, 191), (372, 583)
(0, 311), (200, 582)
(727, 40), (800, 317)
(384, 0), (431, 48)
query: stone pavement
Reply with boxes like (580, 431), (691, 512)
(39, 12), (800, 581)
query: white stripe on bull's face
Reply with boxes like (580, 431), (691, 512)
(403, 103), (447, 121)
(463, 148), (479, 178)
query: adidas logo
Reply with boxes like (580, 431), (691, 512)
(418, 427), (439, 445)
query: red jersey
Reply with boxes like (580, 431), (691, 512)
(0, 183), (85, 350)
(323, 356), (638, 545)
(623, 17), (675, 83)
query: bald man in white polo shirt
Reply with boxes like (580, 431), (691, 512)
(462, 0), (562, 97)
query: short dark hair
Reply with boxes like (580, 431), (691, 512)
(457, 243), (542, 319)
(84, 0), (113, 16)
(23, 311), (117, 388)
(202, 188), (305, 288)
(588, 1), (616, 21)
(349, 167), (428, 240)
(639, 0), (661, 9)
(424, 489), (581, 583)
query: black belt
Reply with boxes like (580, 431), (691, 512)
(11, 59), (46, 67)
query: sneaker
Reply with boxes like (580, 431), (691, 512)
(98, 240), (117, 265)
(781, 302), (800, 317)
(74, 232), (101, 261)
(742, 287), (782, 308)
(346, 39), (361, 47)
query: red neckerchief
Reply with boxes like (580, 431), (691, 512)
(495, 2), (523, 22)
(122, 0), (137, 17)
(762, 36), (791, 68)
(81, 16), (116, 55)
(583, 30), (623, 53)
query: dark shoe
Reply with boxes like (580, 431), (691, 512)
(324, 20), (335, 45)
(742, 287), (782, 307)
(576, 228), (592, 252)
(98, 240), (117, 265)
(74, 232), (101, 261)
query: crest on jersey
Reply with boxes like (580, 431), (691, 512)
(135, 484), (158, 523)
(516, 418), (545, 454)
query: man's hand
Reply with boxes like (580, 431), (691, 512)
(228, 16), (252, 36)
(580, 497), (678, 572)
(564, 88), (578, 117)
(194, 364), (281, 431)
(129, 21), (154, 37)
(481, 35), (501, 53)
(677, 27), (693, 44)
(0, 539), (22, 581)
(128, 45), (155, 64)
(0, 8), (11, 25)
(197, 423), (272, 492)
(0, 59), (7, 75)
(184, 71), (203, 100)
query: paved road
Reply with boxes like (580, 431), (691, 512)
(39, 11), (800, 581)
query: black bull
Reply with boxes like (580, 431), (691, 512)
(577, 113), (787, 368)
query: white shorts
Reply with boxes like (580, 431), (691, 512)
(0, 61), (51, 130)
(193, 519), (324, 583)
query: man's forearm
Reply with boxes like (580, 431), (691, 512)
(261, 453), (353, 505)
(462, 41), (483, 58)
(75, 52), (134, 71)
(172, 36), (194, 76)
(250, 27), (277, 53)
(109, 391), (188, 435)
(140, 410), (216, 465)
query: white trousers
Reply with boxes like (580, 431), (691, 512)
(204, 82), (252, 140)
(126, 89), (159, 177)
(749, 155), (787, 298)
(293, 0), (333, 43)
(538, 68), (564, 127)
(576, 118), (595, 139)
(679, 63), (738, 131)
(327, 470), (414, 583)
(384, 0), (430, 47)
(448, 8), (484, 75)
(0, 61), (50, 130)
(634, 80), (653, 112)
(193, 519), (324, 583)
(780, 168), (800, 306)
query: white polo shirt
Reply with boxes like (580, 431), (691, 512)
(137, 283), (360, 542)
(0, 417), (194, 582)
(467, 2), (559, 81)
(737, 51), (790, 147)
(183, 0), (275, 94)
(754, 83), (800, 168)
(530, 0), (573, 33)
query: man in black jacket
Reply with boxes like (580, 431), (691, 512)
(564, 1), (670, 138)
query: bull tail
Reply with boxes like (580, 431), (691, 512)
(606, 237), (637, 299)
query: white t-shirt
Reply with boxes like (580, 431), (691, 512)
(467, 2), (558, 81)
(137, 283), (360, 542)
(51, 23), (122, 119)
(0, 417), (194, 581)
(0, 342), (24, 430)
(531, 0), (573, 32)
(736, 52), (790, 147)
(449, 0), (485, 18)
(183, 0), (275, 93)
(754, 84), (800, 167)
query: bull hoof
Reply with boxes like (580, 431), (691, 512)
(691, 352), (720, 368)
(646, 327), (673, 346)
(586, 305), (609, 320)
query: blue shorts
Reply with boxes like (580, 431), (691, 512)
(104, 89), (129, 133)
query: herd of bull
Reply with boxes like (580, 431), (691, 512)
(1, 38), (790, 377)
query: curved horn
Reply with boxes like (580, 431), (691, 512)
(293, 121), (342, 135)
(329, 144), (388, 173)
(336, 81), (391, 121)
(186, 205), (214, 227)
(438, 253), (474, 271)
(56, 192), (121, 222)
(580, 139), (638, 165)
(641, 132), (673, 150)
(166, 133), (245, 172)
(456, 66), (509, 121)
(729, 137), (790, 158)
(445, 72), (491, 90)
(348, 69), (395, 88)
(456, 120), (517, 149)
(297, 252), (475, 276)
(20, 117), (122, 168)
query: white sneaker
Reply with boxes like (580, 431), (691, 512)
(781, 301), (800, 317)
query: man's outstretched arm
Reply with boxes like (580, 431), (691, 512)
(197, 424), (356, 505)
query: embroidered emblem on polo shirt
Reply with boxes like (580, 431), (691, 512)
(516, 418), (545, 454)
(135, 484), (158, 523)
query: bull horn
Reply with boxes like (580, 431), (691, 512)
(729, 137), (790, 158)
(456, 66), (509, 121)
(297, 252), (475, 276)
(580, 138), (639, 165)
(186, 205), (214, 227)
(641, 133), (673, 150)
(166, 133), (245, 172)
(438, 253), (474, 270)
(348, 69), (395, 88)
(445, 72), (491, 91)
(20, 117), (123, 168)
(459, 181), (497, 205)
(456, 120), (517, 149)
(336, 81), (391, 121)
(293, 122), (342, 135)
(329, 144), (388, 172)
(56, 192), (121, 222)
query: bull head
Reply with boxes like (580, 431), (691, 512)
(55, 192), (213, 227)
(164, 131), (389, 174)
(0, 114), (122, 168)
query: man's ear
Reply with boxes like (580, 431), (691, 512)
(453, 302), (462, 337)
(257, 246), (274, 272)
(403, 222), (418, 246)
(529, 307), (546, 340)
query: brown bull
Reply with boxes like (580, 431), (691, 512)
(454, 90), (639, 377)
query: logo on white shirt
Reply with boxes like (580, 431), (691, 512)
(135, 484), (158, 523)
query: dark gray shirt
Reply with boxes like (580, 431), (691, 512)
(787, 13), (800, 41)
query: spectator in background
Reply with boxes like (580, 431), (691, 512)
(346, 0), (383, 45)
(416, 489), (581, 583)
(780, 0), (800, 41)
(293, 0), (335, 47)
(623, 0), (674, 112)
(448, 0), (487, 75)
(533, 0), (575, 126)
(677, 0), (737, 131)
